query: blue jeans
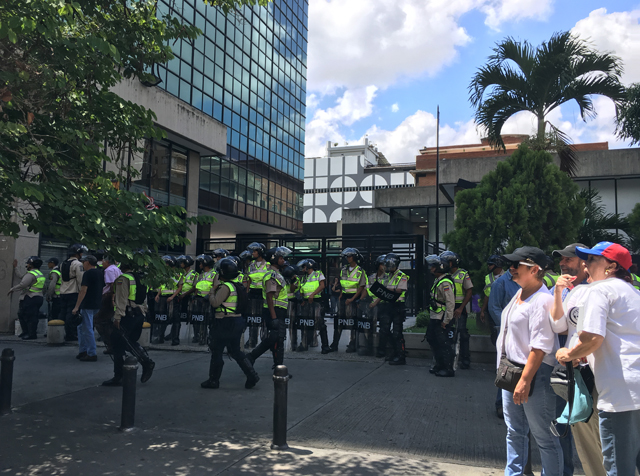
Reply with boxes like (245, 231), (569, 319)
(599, 408), (640, 475)
(555, 395), (574, 476)
(503, 362), (563, 476)
(78, 309), (97, 357)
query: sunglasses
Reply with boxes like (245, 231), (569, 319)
(511, 259), (536, 268)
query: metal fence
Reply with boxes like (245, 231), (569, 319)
(202, 234), (441, 316)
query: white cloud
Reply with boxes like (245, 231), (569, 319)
(391, 103), (399, 113)
(481, 0), (554, 31)
(307, 0), (557, 94)
(572, 8), (640, 84)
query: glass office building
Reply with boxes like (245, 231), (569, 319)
(149, 0), (307, 233)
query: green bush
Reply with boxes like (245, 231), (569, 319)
(416, 309), (430, 328)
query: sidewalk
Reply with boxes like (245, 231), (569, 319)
(0, 338), (562, 475)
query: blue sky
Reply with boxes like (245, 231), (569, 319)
(304, 1), (640, 162)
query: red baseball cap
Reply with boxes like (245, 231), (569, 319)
(575, 242), (632, 271)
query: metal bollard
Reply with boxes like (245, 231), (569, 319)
(120, 356), (138, 431)
(271, 365), (290, 450)
(1, 348), (15, 415)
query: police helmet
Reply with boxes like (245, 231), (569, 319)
(265, 246), (292, 265)
(425, 254), (441, 269)
(212, 248), (229, 259)
(217, 257), (239, 281)
(161, 255), (176, 267)
(439, 251), (460, 270)
(26, 256), (43, 269)
(340, 247), (358, 259)
(374, 255), (387, 268)
(229, 255), (242, 268)
(196, 254), (214, 268)
(69, 244), (88, 256)
(383, 254), (400, 273)
(239, 250), (252, 262)
(487, 254), (504, 267)
(176, 255), (194, 267)
(296, 258), (317, 272)
(247, 242), (266, 257)
(48, 257), (59, 266)
(281, 265), (297, 283)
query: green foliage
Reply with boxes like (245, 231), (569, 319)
(627, 203), (640, 254)
(415, 309), (429, 328)
(577, 188), (629, 248)
(616, 83), (640, 146)
(469, 31), (625, 175)
(0, 0), (261, 278)
(444, 145), (584, 291)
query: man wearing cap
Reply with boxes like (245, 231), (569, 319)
(94, 255), (121, 355)
(549, 243), (604, 476)
(45, 258), (62, 321)
(71, 255), (104, 361)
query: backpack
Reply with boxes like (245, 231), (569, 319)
(61, 259), (73, 282)
(232, 282), (249, 316)
(132, 273), (148, 305)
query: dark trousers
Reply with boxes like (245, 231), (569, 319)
(163, 297), (184, 344)
(209, 316), (246, 371)
(426, 319), (454, 371)
(377, 303), (392, 356)
(19, 296), (43, 338)
(59, 293), (78, 339)
(249, 307), (287, 368)
(49, 297), (62, 321)
(331, 294), (357, 349)
(455, 304), (470, 365)
(390, 302), (406, 359)
(94, 292), (115, 349)
(111, 307), (145, 379)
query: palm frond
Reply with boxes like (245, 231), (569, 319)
(547, 124), (578, 176)
(488, 36), (536, 76)
(469, 63), (530, 108)
(476, 93), (531, 149)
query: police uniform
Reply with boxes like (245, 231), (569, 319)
(451, 268), (473, 368)
(384, 269), (409, 363)
(158, 273), (183, 344)
(104, 271), (154, 386)
(632, 273), (640, 291)
(247, 265), (288, 368)
(10, 268), (45, 339)
(192, 269), (217, 345)
(331, 265), (366, 351)
(180, 268), (199, 342)
(543, 271), (559, 289)
(202, 280), (259, 388)
(287, 275), (302, 350)
(426, 274), (456, 376)
(300, 270), (327, 351)
(246, 259), (269, 347)
(366, 271), (386, 357)
(46, 267), (62, 320)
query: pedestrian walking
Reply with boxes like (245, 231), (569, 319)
(71, 255), (104, 362)
(59, 244), (88, 341)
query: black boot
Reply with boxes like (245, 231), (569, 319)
(103, 353), (124, 386)
(201, 361), (223, 389)
(137, 348), (156, 383)
(238, 358), (260, 389)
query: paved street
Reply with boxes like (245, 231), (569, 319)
(0, 338), (576, 475)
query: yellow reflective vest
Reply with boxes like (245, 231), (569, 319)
(215, 282), (238, 315)
(340, 266), (364, 295)
(262, 270), (288, 309)
(248, 260), (269, 290)
(28, 270), (45, 294)
(301, 271), (324, 299)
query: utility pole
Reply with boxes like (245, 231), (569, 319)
(435, 106), (440, 253)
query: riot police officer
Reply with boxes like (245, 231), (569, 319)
(9, 256), (45, 340)
(328, 248), (366, 353)
(298, 259), (327, 352)
(542, 255), (558, 289)
(479, 255), (505, 327)
(46, 258), (62, 321)
(282, 264), (301, 351)
(201, 258), (260, 389)
(246, 247), (292, 371)
(367, 255), (387, 358)
(425, 255), (455, 377)
(245, 242), (269, 348)
(440, 251), (473, 369)
(382, 253), (409, 365)
(192, 254), (216, 345)
(153, 255), (181, 344)
(166, 255), (197, 345)
(102, 259), (155, 386)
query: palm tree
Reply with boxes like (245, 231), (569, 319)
(577, 188), (629, 247)
(469, 31), (625, 175)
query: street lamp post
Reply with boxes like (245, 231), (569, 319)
(435, 106), (440, 253)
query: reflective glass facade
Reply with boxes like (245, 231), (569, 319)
(156, 0), (307, 232)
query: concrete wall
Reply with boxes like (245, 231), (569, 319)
(185, 149), (201, 256)
(342, 208), (390, 224)
(374, 185), (446, 209)
(111, 78), (226, 156)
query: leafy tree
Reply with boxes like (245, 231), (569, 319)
(0, 0), (265, 279)
(576, 188), (629, 248)
(469, 31), (625, 176)
(616, 83), (640, 146)
(627, 203), (640, 254)
(444, 145), (584, 290)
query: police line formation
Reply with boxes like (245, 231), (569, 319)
(10, 242), (640, 386)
